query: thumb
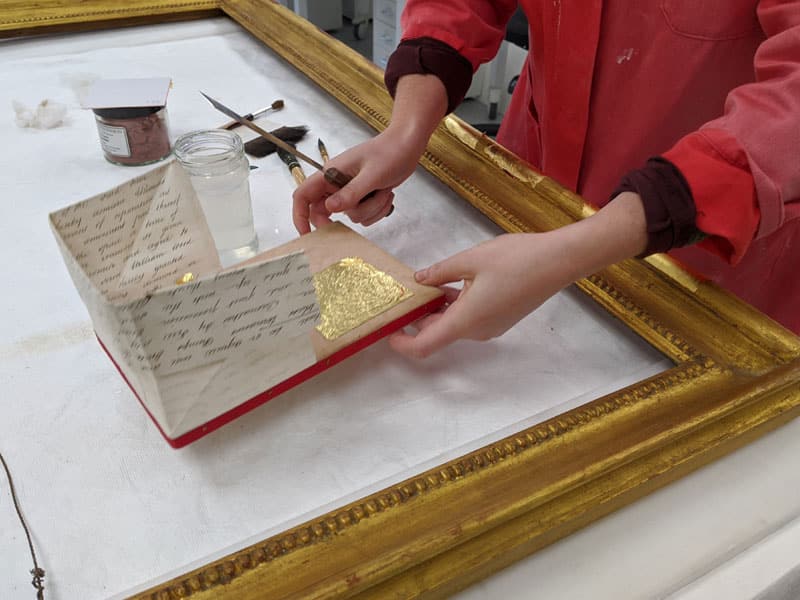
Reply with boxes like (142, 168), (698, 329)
(324, 171), (379, 212)
(415, 251), (474, 287)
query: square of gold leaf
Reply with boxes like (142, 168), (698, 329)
(313, 257), (412, 340)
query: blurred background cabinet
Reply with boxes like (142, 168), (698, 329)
(371, 0), (402, 70)
(370, 0), (489, 101)
(284, 0), (527, 128)
(279, 0), (343, 31)
(342, 0), (372, 40)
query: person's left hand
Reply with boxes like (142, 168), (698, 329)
(389, 231), (584, 358)
(389, 191), (649, 358)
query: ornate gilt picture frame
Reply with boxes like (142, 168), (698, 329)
(3, 1), (799, 598)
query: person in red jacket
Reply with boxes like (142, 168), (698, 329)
(293, 1), (800, 358)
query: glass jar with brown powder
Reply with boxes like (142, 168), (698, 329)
(92, 105), (172, 166)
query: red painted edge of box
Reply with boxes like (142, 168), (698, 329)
(97, 294), (446, 448)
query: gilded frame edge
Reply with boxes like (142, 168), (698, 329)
(3, 2), (800, 599)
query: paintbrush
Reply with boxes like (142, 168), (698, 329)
(277, 145), (306, 186)
(244, 125), (308, 158)
(219, 99), (284, 130)
(200, 92), (357, 188)
(317, 138), (330, 163)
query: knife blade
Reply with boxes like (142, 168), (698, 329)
(201, 92), (353, 188)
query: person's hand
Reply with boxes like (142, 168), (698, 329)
(292, 127), (426, 234)
(389, 232), (585, 358)
(292, 73), (448, 234)
(390, 191), (650, 358)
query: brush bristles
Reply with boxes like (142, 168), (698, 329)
(244, 125), (309, 158)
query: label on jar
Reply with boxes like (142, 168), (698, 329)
(96, 121), (131, 157)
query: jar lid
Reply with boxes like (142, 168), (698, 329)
(82, 77), (172, 117)
(93, 106), (164, 119)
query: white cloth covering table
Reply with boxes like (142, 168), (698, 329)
(0, 17), (795, 600)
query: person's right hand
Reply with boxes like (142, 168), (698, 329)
(292, 73), (449, 234)
(292, 127), (426, 234)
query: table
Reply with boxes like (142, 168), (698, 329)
(0, 17), (796, 600)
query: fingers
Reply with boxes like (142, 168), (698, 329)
(350, 190), (395, 227)
(389, 285), (465, 358)
(324, 170), (382, 213)
(398, 287), (461, 333)
(414, 251), (474, 287)
(293, 165), (394, 233)
(439, 285), (462, 304)
(309, 199), (334, 230)
(389, 298), (469, 359)
(293, 171), (337, 234)
(293, 132), (419, 233)
(409, 312), (444, 331)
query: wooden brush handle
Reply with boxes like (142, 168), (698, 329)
(290, 167), (306, 187)
(323, 168), (376, 204)
(323, 167), (352, 187)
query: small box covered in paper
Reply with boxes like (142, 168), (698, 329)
(49, 160), (320, 441)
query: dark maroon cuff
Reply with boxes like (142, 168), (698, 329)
(384, 37), (473, 115)
(613, 157), (705, 256)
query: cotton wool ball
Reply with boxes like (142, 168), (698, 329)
(12, 100), (35, 128)
(12, 99), (67, 129)
(34, 99), (67, 129)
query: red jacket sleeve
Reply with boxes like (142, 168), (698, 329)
(400, 0), (519, 70)
(663, 0), (800, 265)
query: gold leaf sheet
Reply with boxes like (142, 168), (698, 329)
(314, 257), (412, 340)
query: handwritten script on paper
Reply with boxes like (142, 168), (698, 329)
(121, 252), (319, 375)
(50, 161), (321, 431)
(49, 160), (221, 303)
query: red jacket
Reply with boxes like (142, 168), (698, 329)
(400, 1), (800, 333)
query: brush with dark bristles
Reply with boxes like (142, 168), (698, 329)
(244, 125), (309, 158)
(220, 99), (284, 130)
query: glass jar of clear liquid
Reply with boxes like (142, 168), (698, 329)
(174, 129), (258, 265)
